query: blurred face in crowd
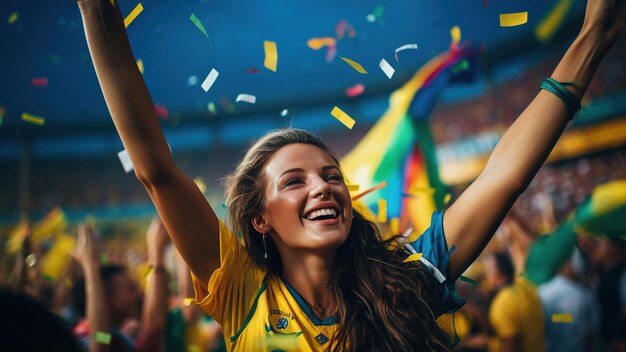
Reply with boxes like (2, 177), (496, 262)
(106, 271), (140, 323)
(257, 143), (353, 257)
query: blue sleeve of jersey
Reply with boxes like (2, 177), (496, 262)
(410, 210), (465, 316)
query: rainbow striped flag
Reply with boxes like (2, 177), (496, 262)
(341, 44), (481, 237)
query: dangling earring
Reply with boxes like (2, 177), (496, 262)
(262, 233), (268, 260)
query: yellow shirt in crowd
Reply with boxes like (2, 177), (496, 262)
(488, 277), (545, 352)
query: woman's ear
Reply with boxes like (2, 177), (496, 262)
(252, 214), (270, 234)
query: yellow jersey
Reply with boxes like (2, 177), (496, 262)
(193, 211), (464, 351)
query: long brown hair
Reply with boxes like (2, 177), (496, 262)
(224, 129), (452, 351)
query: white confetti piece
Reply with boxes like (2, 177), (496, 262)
(201, 69), (219, 92)
(379, 58), (395, 79)
(394, 43), (418, 61)
(117, 149), (134, 173)
(236, 94), (256, 104)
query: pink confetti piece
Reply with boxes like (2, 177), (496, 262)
(244, 68), (259, 73)
(31, 77), (48, 87)
(346, 83), (365, 97)
(154, 104), (168, 119)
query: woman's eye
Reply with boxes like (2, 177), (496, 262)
(284, 178), (303, 187)
(326, 174), (343, 182)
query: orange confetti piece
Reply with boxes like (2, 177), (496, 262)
(307, 37), (336, 50)
(352, 181), (387, 201)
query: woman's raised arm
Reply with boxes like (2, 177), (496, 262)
(443, 0), (625, 280)
(77, 0), (220, 287)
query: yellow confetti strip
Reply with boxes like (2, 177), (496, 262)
(124, 3), (144, 28)
(21, 113), (45, 126)
(307, 37), (336, 50)
(500, 12), (528, 27)
(264, 40), (278, 72)
(8, 12), (18, 25)
(535, 0), (574, 42)
(346, 184), (360, 191)
(136, 59), (144, 74)
(183, 297), (195, 306)
(94, 331), (112, 345)
(145, 265), (155, 277)
(551, 313), (573, 323)
(340, 57), (368, 74)
(403, 253), (423, 263)
(330, 106), (356, 129)
(450, 26), (461, 44)
(378, 199), (387, 223)
(443, 193), (452, 205)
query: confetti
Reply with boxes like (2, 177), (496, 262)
(245, 68), (259, 73)
(136, 59), (144, 74)
(551, 313), (573, 323)
(403, 253), (423, 263)
(346, 83), (365, 97)
(346, 184), (360, 191)
(378, 199), (387, 223)
(187, 75), (198, 86)
(183, 298), (195, 306)
(94, 331), (112, 345)
(535, 0), (574, 42)
(263, 40), (278, 72)
(236, 94), (256, 104)
(500, 12), (528, 27)
(352, 181), (387, 201)
(330, 106), (356, 129)
(25, 254), (37, 267)
(8, 12), (18, 25)
(31, 77), (48, 87)
(307, 37), (336, 50)
(335, 20), (356, 39)
(379, 58), (395, 79)
(340, 57), (368, 74)
(280, 109), (289, 117)
(443, 193), (452, 205)
(117, 149), (134, 173)
(49, 54), (61, 65)
(201, 69), (219, 92)
(21, 113), (45, 126)
(394, 44), (418, 61)
(451, 26), (461, 45)
(123, 3), (143, 28)
(207, 102), (217, 114)
(189, 13), (212, 47)
(326, 44), (337, 63)
(154, 104), (168, 119)
(367, 5), (386, 25)
(452, 59), (470, 73)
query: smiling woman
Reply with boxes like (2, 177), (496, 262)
(75, 0), (626, 350)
